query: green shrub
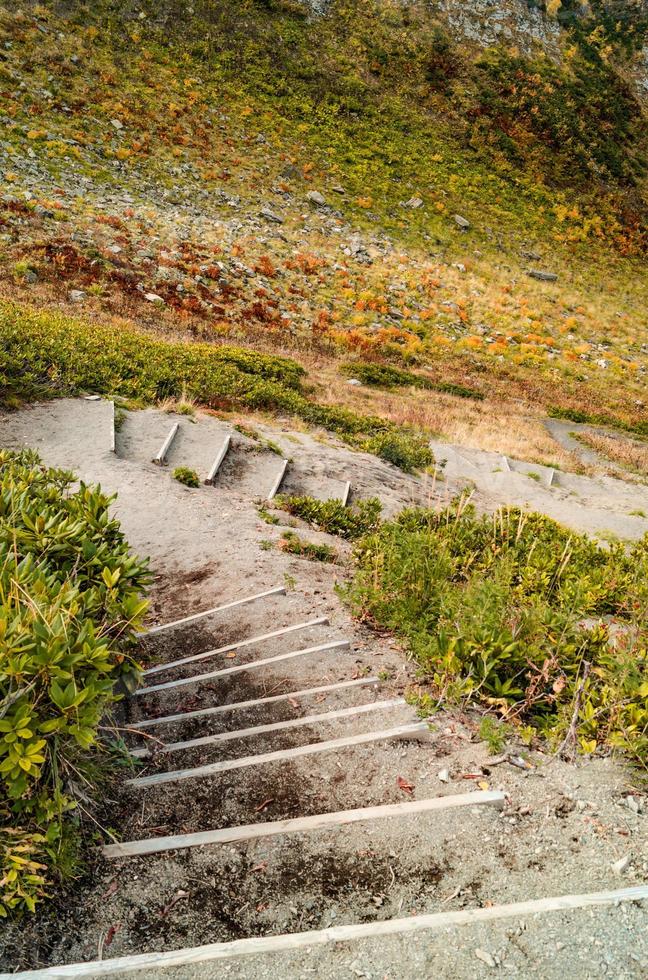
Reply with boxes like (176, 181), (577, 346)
(0, 450), (150, 914)
(0, 303), (434, 465)
(341, 363), (484, 400)
(279, 530), (337, 562)
(363, 431), (434, 473)
(173, 466), (201, 488)
(343, 499), (648, 762)
(276, 495), (382, 540)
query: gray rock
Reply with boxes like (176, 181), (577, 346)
(68, 289), (86, 303)
(110, 118), (124, 130)
(475, 949), (496, 968)
(454, 214), (470, 229)
(259, 208), (284, 224)
(144, 292), (165, 303)
(346, 378), (362, 386)
(306, 190), (326, 207)
(404, 196), (424, 209)
(529, 269), (558, 282)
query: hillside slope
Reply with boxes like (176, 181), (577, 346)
(1, 0), (647, 445)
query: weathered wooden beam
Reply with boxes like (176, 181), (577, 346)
(129, 677), (380, 730)
(134, 639), (351, 697)
(126, 721), (429, 789)
(152, 422), (179, 465)
(130, 698), (406, 758)
(11, 887), (648, 977)
(136, 585), (285, 638)
(144, 616), (329, 676)
(268, 459), (288, 500)
(103, 789), (504, 858)
(205, 434), (231, 485)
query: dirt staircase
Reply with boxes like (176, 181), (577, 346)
(2, 399), (647, 979)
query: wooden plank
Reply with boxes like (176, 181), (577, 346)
(109, 400), (116, 454)
(144, 616), (329, 676)
(129, 677), (380, 730)
(205, 434), (231, 485)
(103, 789), (505, 858)
(126, 722), (429, 789)
(134, 639), (351, 697)
(136, 585), (285, 638)
(268, 458), (288, 500)
(11, 886), (648, 978)
(130, 698), (406, 758)
(152, 422), (179, 465)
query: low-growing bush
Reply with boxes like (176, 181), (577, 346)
(275, 495), (382, 540)
(341, 363), (484, 400)
(343, 499), (648, 762)
(279, 531), (337, 562)
(173, 466), (201, 488)
(0, 450), (150, 914)
(363, 431), (434, 473)
(0, 303), (434, 470)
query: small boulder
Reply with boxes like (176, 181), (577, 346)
(68, 289), (86, 303)
(454, 214), (470, 229)
(404, 197), (423, 209)
(144, 292), (164, 303)
(110, 118), (124, 131)
(529, 269), (558, 282)
(259, 207), (284, 224)
(306, 190), (326, 207)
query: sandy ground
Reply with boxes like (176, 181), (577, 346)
(0, 399), (646, 979)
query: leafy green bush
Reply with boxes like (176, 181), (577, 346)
(341, 363), (484, 400)
(279, 530), (337, 562)
(0, 450), (150, 914)
(343, 499), (648, 761)
(363, 431), (434, 473)
(0, 303), (434, 465)
(276, 495), (382, 540)
(173, 466), (201, 488)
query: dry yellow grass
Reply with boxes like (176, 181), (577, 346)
(317, 372), (584, 470)
(577, 431), (648, 477)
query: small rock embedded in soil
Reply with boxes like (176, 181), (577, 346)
(528, 269), (558, 282)
(454, 214), (470, 229)
(475, 948), (496, 968)
(260, 207), (284, 223)
(306, 190), (326, 207)
(611, 853), (631, 874)
(67, 289), (85, 303)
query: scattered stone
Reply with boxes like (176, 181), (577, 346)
(528, 269), (558, 282)
(611, 853), (631, 874)
(332, 185), (346, 194)
(346, 378), (362, 386)
(404, 197), (423, 209)
(259, 208), (284, 224)
(110, 118), (124, 130)
(144, 292), (165, 303)
(475, 949), (496, 968)
(454, 214), (470, 229)
(306, 190), (326, 207)
(625, 795), (641, 814)
(522, 250), (541, 261)
(67, 289), (86, 303)
(438, 768), (450, 782)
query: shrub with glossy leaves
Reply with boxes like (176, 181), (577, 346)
(0, 450), (150, 915)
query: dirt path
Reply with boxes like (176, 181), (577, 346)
(0, 400), (646, 979)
